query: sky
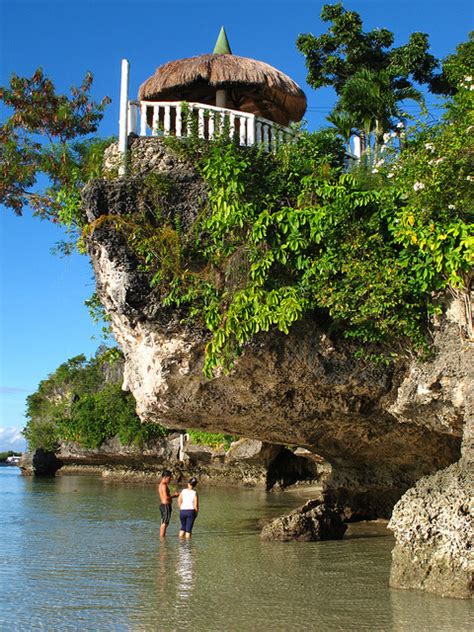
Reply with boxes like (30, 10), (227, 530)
(0, 0), (472, 451)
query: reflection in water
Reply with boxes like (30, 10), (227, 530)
(176, 542), (195, 601)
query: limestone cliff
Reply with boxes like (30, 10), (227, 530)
(83, 139), (473, 598)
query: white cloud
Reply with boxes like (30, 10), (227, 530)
(0, 427), (27, 453)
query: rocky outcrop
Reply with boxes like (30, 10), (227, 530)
(82, 139), (473, 594)
(389, 462), (472, 599)
(388, 413), (473, 599)
(55, 435), (325, 488)
(261, 499), (347, 541)
(20, 449), (63, 476)
(57, 434), (180, 467)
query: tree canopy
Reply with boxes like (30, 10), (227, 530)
(296, 2), (449, 158)
(0, 68), (111, 219)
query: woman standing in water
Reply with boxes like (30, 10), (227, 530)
(178, 477), (199, 539)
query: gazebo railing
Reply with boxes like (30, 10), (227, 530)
(127, 100), (294, 151)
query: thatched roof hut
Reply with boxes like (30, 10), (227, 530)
(138, 30), (306, 127)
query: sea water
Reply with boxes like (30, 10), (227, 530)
(0, 468), (472, 631)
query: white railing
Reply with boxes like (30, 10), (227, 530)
(127, 100), (294, 151)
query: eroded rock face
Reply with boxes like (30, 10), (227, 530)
(19, 449), (63, 477)
(388, 461), (473, 599)
(83, 139), (473, 594)
(57, 435), (180, 467)
(261, 499), (347, 541)
(388, 413), (473, 599)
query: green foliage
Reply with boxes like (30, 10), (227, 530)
(0, 68), (111, 219)
(297, 2), (440, 94)
(22, 419), (60, 453)
(84, 293), (114, 342)
(187, 430), (236, 450)
(105, 76), (472, 377)
(23, 349), (169, 451)
(296, 2), (443, 159)
(380, 45), (474, 336)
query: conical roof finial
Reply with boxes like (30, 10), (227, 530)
(213, 26), (232, 54)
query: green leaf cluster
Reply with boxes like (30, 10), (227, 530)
(0, 68), (112, 220)
(187, 430), (236, 451)
(296, 2), (446, 160)
(23, 349), (169, 451)
(108, 87), (471, 377)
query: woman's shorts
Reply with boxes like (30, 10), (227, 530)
(180, 509), (197, 533)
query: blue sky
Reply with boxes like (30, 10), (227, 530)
(0, 0), (472, 450)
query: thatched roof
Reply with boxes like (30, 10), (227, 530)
(138, 54), (307, 124)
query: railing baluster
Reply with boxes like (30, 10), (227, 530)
(140, 103), (147, 136)
(152, 105), (159, 136)
(263, 124), (270, 152)
(208, 111), (215, 139)
(187, 105), (193, 137)
(176, 104), (182, 137)
(247, 115), (255, 146)
(255, 120), (262, 146)
(137, 101), (292, 148)
(198, 107), (205, 138)
(164, 105), (171, 135)
(239, 116), (246, 145)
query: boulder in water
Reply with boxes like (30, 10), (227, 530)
(261, 499), (347, 541)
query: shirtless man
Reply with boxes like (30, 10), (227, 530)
(158, 469), (179, 539)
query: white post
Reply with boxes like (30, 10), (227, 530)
(239, 116), (246, 145)
(127, 101), (138, 135)
(164, 105), (171, 135)
(178, 432), (189, 462)
(255, 120), (262, 146)
(198, 107), (205, 138)
(216, 89), (227, 108)
(352, 135), (361, 159)
(152, 105), (160, 136)
(179, 433), (185, 462)
(176, 104), (182, 137)
(140, 103), (147, 136)
(247, 115), (256, 146)
(261, 124), (269, 151)
(208, 111), (215, 139)
(118, 59), (130, 176)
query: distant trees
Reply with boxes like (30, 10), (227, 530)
(23, 349), (169, 451)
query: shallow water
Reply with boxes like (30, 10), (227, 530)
(0, 468), (472, 631)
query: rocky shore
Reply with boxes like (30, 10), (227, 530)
(20, 436), (327, 489)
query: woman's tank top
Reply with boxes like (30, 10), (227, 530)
(180, 488), (197, 510)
